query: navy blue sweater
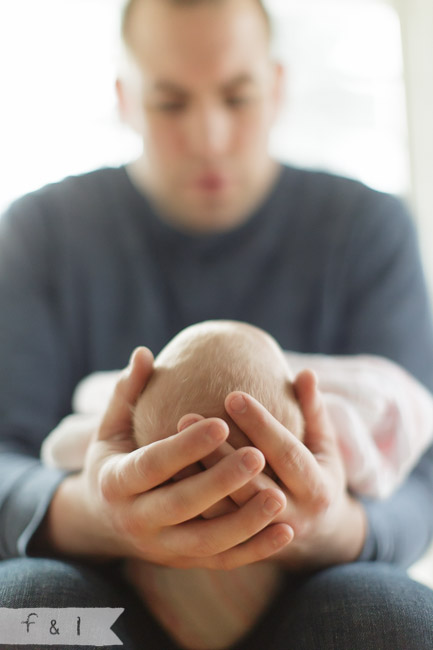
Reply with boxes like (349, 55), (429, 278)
(1, 164), (433, 563)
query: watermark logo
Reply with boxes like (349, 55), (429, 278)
(0, 608), (123, 646)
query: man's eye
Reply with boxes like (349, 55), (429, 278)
(156, 102), (186, 112)
(225, 96), (252, 108)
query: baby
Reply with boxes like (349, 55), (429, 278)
(126, 320), (303, 650)
(132, 320), (304, 456)
(42, 320), (433, 650)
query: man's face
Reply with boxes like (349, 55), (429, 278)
(118, 0), (283, 232)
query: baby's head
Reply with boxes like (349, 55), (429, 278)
(133, 321), (304, 451)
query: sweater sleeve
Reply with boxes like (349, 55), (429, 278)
(333, 192), (433, 566)
(358, 443), (433, 566)
(0, 197), (72, 558)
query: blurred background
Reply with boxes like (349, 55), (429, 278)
(0, 0), (431, 290)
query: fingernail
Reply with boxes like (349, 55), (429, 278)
(206, 422), (227, 443)
(230, 395), (247, 413)
(263, 497), (283, 516)
(240, 451), (261, 473)
(272, 531), (292, 549)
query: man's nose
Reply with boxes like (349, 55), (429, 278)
(186, 102), (231, 158)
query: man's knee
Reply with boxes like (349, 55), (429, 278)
(0, 557), (177, 649)
(289, 563), (433, 649)
(0, 557), (122, 608)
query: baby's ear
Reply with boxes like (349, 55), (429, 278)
(177, 414), (205, 432)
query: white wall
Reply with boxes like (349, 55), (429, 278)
(392, 0), (433, 296)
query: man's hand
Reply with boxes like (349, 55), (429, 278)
(224, 369), (367, 569)
(183, 369), (367, 570)
(41, 348), (292, 569)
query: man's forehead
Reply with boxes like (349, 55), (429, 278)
(123, 0), (270, 45)
(123, 0), (270, 83)
(122, 0), (271, 40)
(149, 72), (258, 95)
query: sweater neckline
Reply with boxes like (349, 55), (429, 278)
(120, 163), (288, 251)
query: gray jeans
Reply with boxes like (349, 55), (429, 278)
(1, 558), (432, 650)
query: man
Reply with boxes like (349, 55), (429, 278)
(1, 0), (433, 648)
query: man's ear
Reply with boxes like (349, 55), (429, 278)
(115, 77), (144, 135)
(270, 61), (286, 122)
(115, 78), (128, 124)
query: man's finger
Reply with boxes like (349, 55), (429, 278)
(98, 417), (229, 499)
(204, 523), (293, 570)
(163, 487), (289, 560)
(201, 440), (280, 508)
(224, 390), (325, 503)
(132, 444), (267, 525)
(98, 346), (154, 442)
(294, 369), (339, 457)
(177, 413), (205, 431)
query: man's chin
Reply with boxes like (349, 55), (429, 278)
(176, 207), (249, 234)
(162, 191), (252, 233)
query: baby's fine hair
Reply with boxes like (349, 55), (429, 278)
(133, 321), (304, 447)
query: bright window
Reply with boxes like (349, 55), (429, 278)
(269, 0), (408, 196)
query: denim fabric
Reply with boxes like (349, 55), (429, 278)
(0, 558), (177, 650)
(1, 559), (432, 650)
(235, 562), (433, 650)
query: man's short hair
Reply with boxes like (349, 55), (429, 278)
(121, 0), (272, 47)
